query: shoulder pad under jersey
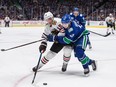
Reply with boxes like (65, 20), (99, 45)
(79, 14), (83, 17)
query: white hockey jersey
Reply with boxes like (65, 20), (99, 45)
(4, 16), (10, 22)
(41, 18), (64, 43)
(105, 16), (115, 24)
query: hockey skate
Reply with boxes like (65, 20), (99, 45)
(91, 60), (97, 71)
(89, 45), (92, 49)
(106, 31), (109, 35)
(62, 63), (68, 72)
(112, 32), (114, 34)
(84, 68), (90, 76)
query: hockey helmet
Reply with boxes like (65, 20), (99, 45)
(73, 7), (79, 11)
(44, 11), (53, 20)
(61, 14), (71, 24)
(109, 13), (113, 17)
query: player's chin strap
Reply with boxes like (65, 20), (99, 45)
(1, 39), (45, 52)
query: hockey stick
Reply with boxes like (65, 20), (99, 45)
(32, 52), (42, 84)
(88, 30), (111, 37)
(1, 39), (45, 51)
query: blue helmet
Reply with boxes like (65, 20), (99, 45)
(73, 7), (79, 11)
(61, 14), (71, 23)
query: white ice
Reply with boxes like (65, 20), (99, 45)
(0, 27), (116, 87)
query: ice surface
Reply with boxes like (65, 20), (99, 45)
(0, 27), (116, 87)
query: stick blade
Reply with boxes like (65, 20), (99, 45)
(104, 32), (111, 37)
(1, 49), (6, 51)
(32, 80), (34, 84)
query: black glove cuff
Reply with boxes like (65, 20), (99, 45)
(41, 42), (47, 47)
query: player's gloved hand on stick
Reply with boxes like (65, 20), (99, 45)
(47, 34), (57, 42)
(51, 29), (59, 35)
(39, 42), (47, 53)
(57, 24), (65, 33)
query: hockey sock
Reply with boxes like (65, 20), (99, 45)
(63, 55), (71, 64)
(80, 56), (91, 69)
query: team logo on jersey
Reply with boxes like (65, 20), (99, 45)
(75, 20), (79, 24)
(70, 34), (74, 38)
(68, 28), (73, 32)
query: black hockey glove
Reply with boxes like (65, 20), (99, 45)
(39, 42), (47, 53)
(51, 29), (59, 35)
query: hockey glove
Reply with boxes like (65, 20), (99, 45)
(39, 42), (47, 53)
(47, 34), (57, 42)
(51, 29), (59, 35)
(57, 24), (65, 33)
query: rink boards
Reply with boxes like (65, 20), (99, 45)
(1, 18), (115, 28)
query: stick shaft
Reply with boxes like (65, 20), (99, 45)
(32, 53), (42, 84)
(88, 30), (110, 37)
(2, 39), (45, 51)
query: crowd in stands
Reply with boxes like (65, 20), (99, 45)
(0, 0), (116, 21)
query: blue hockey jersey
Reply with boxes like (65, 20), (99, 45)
(56, 21), (89, 45)
(70, 13), (86, 28)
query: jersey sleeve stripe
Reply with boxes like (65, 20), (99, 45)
(63, 37), (72, 44)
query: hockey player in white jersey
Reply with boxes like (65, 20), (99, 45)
(4, 15), (10, 27)
(105, 13), (115, 34)
(32, 12), (73, 72)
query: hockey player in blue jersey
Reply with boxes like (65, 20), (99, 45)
(47, 14), (97, 76)
(70, 7), (92, 49)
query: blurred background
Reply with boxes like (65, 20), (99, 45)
(0, 0), (116, 21)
